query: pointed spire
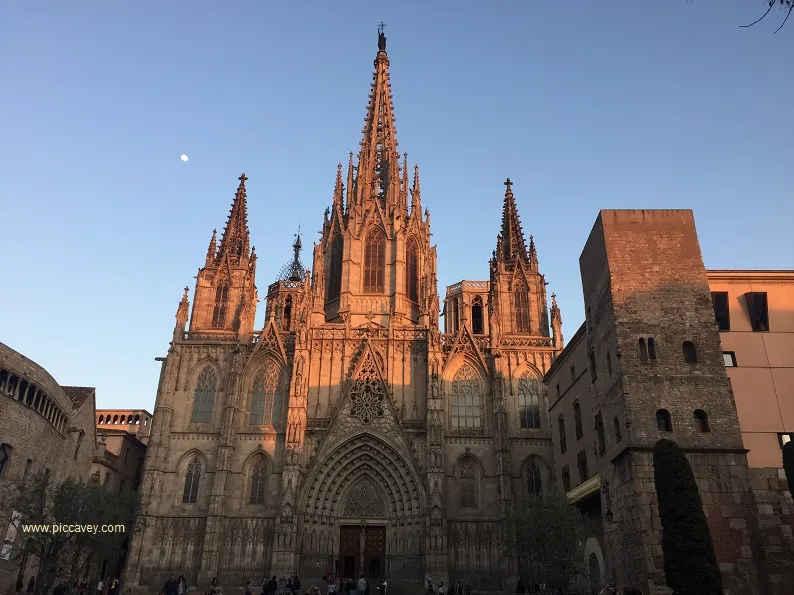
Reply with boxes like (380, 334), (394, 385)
(529, 234), (538, 268)
(498, 178), (530, 265)
(278, 226), (307, 282)
(333, 163), (344, 211)
(206, 229), (217, 266)
(357, 25), (400, 209)
(411, 164), (422, 213)
(216, 173), (251, 264)
(550, 293), (564, 348)
(401, 152), (409, 211)
(176, 286), (190, 330)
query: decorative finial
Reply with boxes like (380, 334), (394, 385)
(377, 22), (387, 51)
(504, 178), (513, 193)
(183, 286), (189, 297)
(239, 173), (248, 185)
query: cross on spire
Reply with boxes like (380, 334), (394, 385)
(504, 178), (513, 193)
(378, 22), (386, 34)
(239, 173), (248, 184)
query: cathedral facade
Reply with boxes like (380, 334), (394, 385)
(124, 29), (564, 591)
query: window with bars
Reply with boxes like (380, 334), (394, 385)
(211, 281), (229, 328)
(406, 238), (419, 303)
(363, 227), (386, 293)
(250, 363), (282, 427)
(450, 363), (482, 430)
(514, 284), (531, 333)
(191, 367), (217, 423)
(518, 374), (541, 429)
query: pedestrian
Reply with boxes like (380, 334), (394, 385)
(26, 578), (35, 594)
(162, 575), (178, 595)
(356, 575), (367, 595)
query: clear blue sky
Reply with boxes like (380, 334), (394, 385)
(2, 1), (792, 411)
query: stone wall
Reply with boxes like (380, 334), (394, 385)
(748, 467), (794, 593)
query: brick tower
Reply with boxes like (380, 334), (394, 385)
(579, 210), (761, 592)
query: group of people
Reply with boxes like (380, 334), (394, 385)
(250, 575), (301, 595)
(12, 576), (121, 595)
(426, 578), (472, 595)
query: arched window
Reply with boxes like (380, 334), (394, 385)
(406, 237), (419, 303)
(472, 296), (484, 334)
(613, 417), (622, 442)
(656, 409), (672, 432)
(527, 462), (542, 496)
(191, 367), (217, 423)
(249, 459), (268, 505)
(283, 296), (292, 330)
(514, 282), (531, 333)
(682, 341), (698, 364)
(326, 233), (343, 303)
(250, 363), (281, 427)
(639, 338), (648, 363)
(459, 458), (477, 508)
(450, 363), (482, 429)
(693, 409), (710, 433)
(518, 374), (541, 429)
(182, 457), (201, 504)
(211, 279), (229, 328)
(363, 227), (386, 293)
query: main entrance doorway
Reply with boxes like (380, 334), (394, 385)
(339, 526), (386, 580)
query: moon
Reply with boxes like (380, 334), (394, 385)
(180, 154), (189, 162)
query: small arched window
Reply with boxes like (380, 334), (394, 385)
(527, 462), (542, 496)
(450, 363), (482, 429)
(191, 366), (217, 423)
(639, 338), (648, 364)
(459, 458), (477, 508)
(472, 296), (484, 335)
(693, 409), (710, 433)
(406, 237), (419, 303)
(326, 233), (343, 303)
(211, 279), (229, 328)
(98, 415), (104, 424)
(514, 282), (531, 333)
(682, 341), (698, 364)
(518, 374), (541, 430)
(250, 363), (282, 427)
(363, 227), (386, 293)
(613, 417), (622, 443)
(249, 459), (268, 505)
(182, 457), (201, 504)
(283, 296), (292, 331)
(656, 409), (672, 432)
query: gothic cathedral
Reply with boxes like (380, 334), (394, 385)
(125, 29), (565, 592)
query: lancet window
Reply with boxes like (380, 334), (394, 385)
(518, 374), (542, 429)
(406, 237), (419, 303)
(363, 227), (386, 293)
(250, 362), (282, 428)
(182, 457), (201, 504)
(326, 234), (343, 303)
(191, 367), (217, 423)
(459, 458), (478, 508)
(514, 282), (531, 333)
(249, 459), (268, 505)
(211, 279), (229, 328)
(451, 363), (482, 430)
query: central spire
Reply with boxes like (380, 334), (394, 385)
(356, 25), (400, 210)
(498, 178), (530, 266)
(215, 173), (251, 265)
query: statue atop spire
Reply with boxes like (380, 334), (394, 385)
(378, 22), (387, 51)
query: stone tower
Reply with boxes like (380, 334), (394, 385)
(579, 210), (761, 592)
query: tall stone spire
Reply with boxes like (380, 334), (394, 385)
(216, 173), (251, 264)
(498, 178), (530, 266)
(355, 25), (401, 211)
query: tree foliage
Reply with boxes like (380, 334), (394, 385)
(653, 439), (723, 595)
(0, 471), (140, 595)
(499, 493), (587, 589)
(783, 441), (794, 500)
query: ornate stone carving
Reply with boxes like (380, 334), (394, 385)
(349, 352), (386, 424)
(343, 477), (386, 517)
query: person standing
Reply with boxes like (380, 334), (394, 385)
(356, 575), (367, 595)
(161, 575), (178, 595)
(95, 578), (104, 595)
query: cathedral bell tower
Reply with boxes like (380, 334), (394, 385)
(266, 229), (310, 332)
(312, 27), (438, 329)
(487, 178), (561, 348)
(188, 173), (258, 340)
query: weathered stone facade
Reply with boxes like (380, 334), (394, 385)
(123, 31), (563, 593)
(0, 343), (99, 592)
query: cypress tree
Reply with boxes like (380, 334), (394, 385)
(653, 438), (723, 595)
(783, 441), (794, 499)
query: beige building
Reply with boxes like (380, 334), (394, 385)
(545, 211), (794, 594)
(93, 409), (151, 493)
(124, 29), (565, 593)
(0, 342), (99, 592)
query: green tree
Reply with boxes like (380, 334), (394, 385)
(0, 471), (139, 595)
(499, 493), (587, 589)
(653, 438), (722, 595)
(783, 441), (794, 500)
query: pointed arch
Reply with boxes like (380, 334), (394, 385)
(326, 232), (343, 303)
(363, 226), (386, 293)
(282, 296), (293, 331)
(406, 236), (419, 303)
(517, 372), (542, 430)
(191, 365), (217, 423)
(522, 455), (550, 497)
(456, 454), (482, 509)
(244, 451), (272, 506)
(449, 360), (483, 430)
(471, 296), (484, 334)
(178, 450), (206, 504)
(249, 360), (283, 428)
(342, 476), (386, 517)
(514, 278), (531, 333)
(212, 276), (230, 328)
